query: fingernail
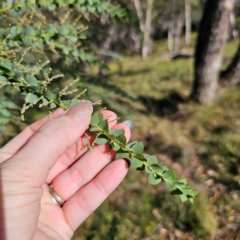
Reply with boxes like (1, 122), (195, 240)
(67, 101), (93, 122)
(122, 120), (134, 132)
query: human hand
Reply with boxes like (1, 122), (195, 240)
(0, 101), (132, 240)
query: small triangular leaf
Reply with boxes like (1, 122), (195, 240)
(90, 114), (99, 126)
(25, 93), (39, 103)
(95, 137), (108, 145)
(148, 173), (162, 185)
(131, 142), (144, 154)
(26, 75), (39, 87)
(146, 156), (158, 165)
(180, 194), (188, 203)
(131, 157), (143, 168)
(115, 152), (129, 159)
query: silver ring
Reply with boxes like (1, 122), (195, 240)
(49, 185), (65, 207)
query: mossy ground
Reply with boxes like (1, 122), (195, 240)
(73, 38), (240, 239)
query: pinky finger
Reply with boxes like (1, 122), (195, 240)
(62, 159), (129, 231)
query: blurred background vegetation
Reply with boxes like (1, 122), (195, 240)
(1, 0), (240, 239)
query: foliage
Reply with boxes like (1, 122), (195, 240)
(75, 38), (240, 240)
(0, 0), (132, 126)
(0, 0), (197, 204)
(89, 112), (197, 203)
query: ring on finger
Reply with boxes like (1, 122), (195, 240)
(49, 185), (65, 207)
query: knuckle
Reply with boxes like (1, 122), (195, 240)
(76, 193), (93, 215)
(68, 166), (85, 186)
(93, 178), (110, 196)
(37, 118), (73, 143)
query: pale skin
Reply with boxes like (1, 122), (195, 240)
(0, 101), (131, 240)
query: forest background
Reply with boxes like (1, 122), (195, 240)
(1, 0), (240, 239)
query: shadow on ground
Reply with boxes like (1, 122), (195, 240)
(139, 91), (187, 119)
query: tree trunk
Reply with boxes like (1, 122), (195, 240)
(133, 0), (153, 59)
(185, 0), (191, 46)
(168, 21), (174, 52)
(168, 0), (175, 52)
(142, 0), (153, 59)
(228, 9), (238, 39)
(174, 14), (184, 53)
(133, 0), (145, 33)
(190, 0), (235, 104)
(220, 42), (240, 87)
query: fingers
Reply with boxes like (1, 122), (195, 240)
(46, 110), (118, 183)
(50, 122), (131, 201)
(0, 108), (64, 163)
(3, 102), (93, 187)
(62, 159), (129, 230)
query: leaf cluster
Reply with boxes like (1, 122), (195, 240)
(1, 0), (132, 19)
(0, 94), (20, 134)
(89, 113), (198, 203)
(0, 55), (84, 118)
(0, 0), (198, 203)
(0, 0), (133, 117)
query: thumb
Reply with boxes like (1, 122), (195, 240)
(3, 101), (93, 186)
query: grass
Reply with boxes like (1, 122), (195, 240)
(73, 38), (240, 239)
(1, 35), (239, 239)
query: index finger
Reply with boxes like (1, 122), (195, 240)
(2, 102), (93, 187)
(0, 108), (64, 162)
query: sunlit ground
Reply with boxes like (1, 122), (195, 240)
(74, 38), (240, 239)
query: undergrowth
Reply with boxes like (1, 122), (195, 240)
(74, 39), (240, 240)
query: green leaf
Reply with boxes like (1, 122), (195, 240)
(22, 38), (33, 46)
(26, 75), (39, 87)
(180, 194), (188, 203)
(148, 173), (162, 185)
(98, 119), (109, 132)
(59, 25), (70, 36)
(163, 170), (176, 181)
(112, 142), (120, 151)
(116, 134), (127, 145)
(67, 35), (78, 43)
(25, 26), (36, 36)
(110, 129), (125, 137)
(42, 97), (48, 104)
(115, 152), (129, 159)
(97, 113), (104, 123)
(49, 102), (57, 109)
(131, 142), (144, 154)
(189, 190), (198, 197)
(0, 76), (7, 81)
(163, 166), (169, 171)
(126, 141), (138, 148)
(165, 181), (176, 191)
(145, 166), (151, 174)
(90, 127), (99, 132)
(183, 187), (196, 196)
(178, 179), (187, 185)
(44, 90), (56, 101)
(131, 157), (143, 168)
(146, 156), (158, 165)
(176, 179), (187, 189)
(46, 24), (57, 35)
(1, 58), (13, 72)
(151, 164), (163, 174)
(68, 98), (79, 108)
(90, 114), (99, 126)
(189, 198), (194, 204)
(95, 137), (108, 145)
(25, 93), (39, 103)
